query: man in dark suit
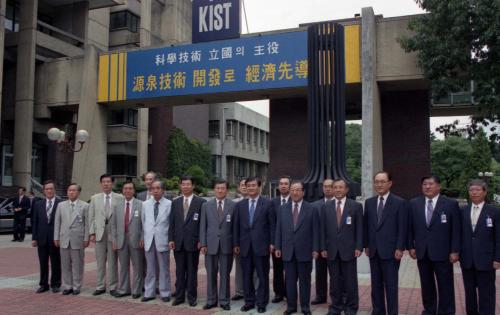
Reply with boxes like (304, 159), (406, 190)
(459, 179), (500, 315)
(31, 180), (62, 293)
(169, 175), (206, 307)
(364, 171), (408, 315)
(11, 186), (30, 242)
(408, 175), (460, 315)
(233, 176), (276, 313)
(320, 178), (363, 315)
(312, 178), (335, 305)
(270, 175), (291, 303)
(275, 181), (319, 315)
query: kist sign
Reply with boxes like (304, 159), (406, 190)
(192, 0), (241, 43)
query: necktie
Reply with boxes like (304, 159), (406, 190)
(471, 205), (480, 231)
(377, 197), (384, 223)
(124, 202), (130, 233)
(105, 195), (111, 218)
(281, 198), (286, 206)
(426, 199), (434, 227)
(336, 199), (342, 227)
(183, 197), (189, 221)
(46, 199), (53, 222)
(217, 200), (224, 219)
(249, 199), (256, 225)
(154, 201), (159, 221)
(293, 202), (299, 226)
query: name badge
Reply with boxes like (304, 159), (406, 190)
(76, 215), (82, 223)
(441, 213), (447, 223)
(487, 217), (493, 227)
(193, 213), (199, 221)
(226, 214), (231, 222)
(134, 210), (139, 217)
(346, 216), (352, 225)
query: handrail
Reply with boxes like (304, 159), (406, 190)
(37, 20), (84, 46)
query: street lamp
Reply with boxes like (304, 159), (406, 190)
(47, 128), (89, 152)
(478, 171), (494, 184)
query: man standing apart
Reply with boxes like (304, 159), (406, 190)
(169, 175), (206, 307)
(275, 181), (319, 315)
(234, 177), (275, 313)
(11, 186), (30, 242)
(199, 179), (235, 311)
(142, 180), (172, 302)
(364, 171), (408, 315)
(408, 175), (460, 315)
(32, 180), (62, 293)
(53, 184), (89, 295)
(459, 179), (500, 315)
(320, 179), (363, 315)
(111, 181), (144, 299)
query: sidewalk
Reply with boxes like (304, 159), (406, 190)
(0, 234), (498, 314)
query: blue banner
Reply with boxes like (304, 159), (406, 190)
(126, 31), (308, 100)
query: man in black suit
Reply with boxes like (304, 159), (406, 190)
(270, 175), (291, 303)
(275, 181), (319, 315)
(312, 178), (335, 305)
(459, 179), (500, 315)
(169, 175), (206, 307)
(11, 186), (30, 242)
(408, 175), (460, 315)
(31, 180), (62, 293)
(320, 178), (363, 315)
(233, 177), (276, 313)
(364, 171), (408, 315)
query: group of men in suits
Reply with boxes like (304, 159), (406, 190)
(29, 171), (499, 315)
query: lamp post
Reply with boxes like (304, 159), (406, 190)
(220, 107), (229, 180)
(478, 171), (494, 185)
(47, 128), (89, 152)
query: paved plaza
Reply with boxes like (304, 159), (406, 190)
(0, 234), (498, 315)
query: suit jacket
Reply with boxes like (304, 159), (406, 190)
(364, 193), (408, 259)
(408, 194), (460, 261)
(169, 195), (206, 252)
(111, 198), (143, 249)
(53, 199), (90, 249)
(275, 200), (319, 262)
(32, 197), (62, 246)
(136, 190), (149, 202)
(320, 198), (363, 261)
(12, 195), (30, 216)
(199, 198), (235, 255)
(142, 197), (171, 252)
(460, 203), (500, 271)
(89, 192), (123, 241)
(272, 196), (290, 241)
(233, 196), (276, 257)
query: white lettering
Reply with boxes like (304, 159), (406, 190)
(199, 6), (208, 32)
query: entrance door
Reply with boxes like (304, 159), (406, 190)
(1, 145), (13, 186)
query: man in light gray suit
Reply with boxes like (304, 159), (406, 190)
(53, 183), (89, 295)
(200, 179), (236, 311)
(142, 180), (172, 302)
(111, 181), (144, 299)
(89, 174), (123, 296)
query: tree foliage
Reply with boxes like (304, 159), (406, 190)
(460, 128), (493, 187)
(400, 0), (500, 139)
(346, 124), (362, 183)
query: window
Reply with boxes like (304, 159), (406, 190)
(209, 120), (220, 138)
(266, 133), (269, 149)
(238, 159), (246, 177)
(247, 126), (252, 144)
(5, 0), (19, 32)
(226, 120), (236, 138)
(253, 128), (258, 146)
(107, 155), (137, 176)
(260, 131), (265, 148)
(239, 123), (245, 143)
(110, 11), (140, 33)
(108, 109), (138, 127)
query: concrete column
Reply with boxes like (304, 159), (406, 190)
(0, 0), (6, 140)
(361, 7), (383, 198)
(12, 0), (38, 190)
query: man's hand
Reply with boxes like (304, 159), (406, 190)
(354, 249), (362, 258)
(169, 241), (175, 250)
(139, 240), (144, 248)
(197, 242), (201, 250)
(409, 249), (417, 260)
(54, 240), (60, 247)
(321, 250), (327, 258)
(449, 252), (459, 264)
(234, 246), (240, 255)
(112, 243), (117, 251)
(394, 249), (403, 260)
(200, 246), (207, 255)
(32, 240), (37, 247)
(313, 251), (319, 259)
(493, 261), (500, 269)
(84, 241), (89, 248)
(275, 250), (282, 258)
(90, 234), (96, 243)
(269, 244), (275, 254)
(365, 248), (369, 257)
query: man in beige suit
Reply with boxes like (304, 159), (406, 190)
(53, 183), (89, 295)
(112, 181), (144, 299)
(89, 174), (123, 296)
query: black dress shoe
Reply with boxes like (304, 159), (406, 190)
(141, 296), (155, 302)
(51, 287), (61, 293)
(241, 304), (255, 312)
(161, 296), (171, 302)
(311, 298), (326, 305)
(132, 294), (141, 299)
(36, 286), (49, 293)
(172, 299), (184, 306)
(109, 290), (118, 297)
(231, 294), (244, 301)
(257, 306), (266, 313)
(62, 289), (73, 295)
(11, 239), (18, 242)
(302, 312), (311, 315)
(220, 304), (230, 311)
(272, 296), (284, 303)
(18, 239), (24, 242)
(92, 289), (106, 296)
(203, 303), (217, 310)
(189, 301), (197, 307)
(115, 293), (131, 298)
(72, 290), (80, 295)
(283, 310), (297, 315)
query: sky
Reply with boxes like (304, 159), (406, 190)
(236, 0), (469, 135)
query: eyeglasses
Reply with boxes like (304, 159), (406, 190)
(374, 181), (390, 185)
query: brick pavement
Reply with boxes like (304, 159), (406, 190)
(0, 234), (499, 315)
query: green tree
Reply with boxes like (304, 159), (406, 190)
(345, 124), (362, 183)
(460, 128), (493, 190)
(400, 0), (499, 139)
